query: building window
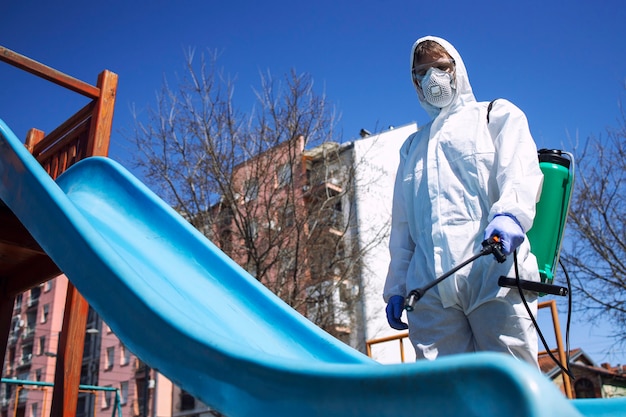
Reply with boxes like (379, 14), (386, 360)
(120, 345), (130, 366)
(245, 220), (258, 240)
(120, 381), (129, 406)
(278, 249), (296, 277)
(21, 346), (33, 365)
(180, 390), (196, 410)
(105, 347), (115, 371)
(284, 205), (295, 228)
(574, 378), (596, 398)
(3, 381), (11, 403)
(219, 228), (233, 254)
(25, 311), (36, 333)
(29, 287), (41, 306)
(40, 304), (49, 324)
(277, 163), (292, 188)
(101, 386), (112, 409)
(79, 363), (90, 385)
(43, 280), (52, 292)
(244, 179), (259, 202)
(35, 368), (42, 382)
(76, 397), (86, 416)
(37, 336), (45, 356)
(30, 402), (38, 417)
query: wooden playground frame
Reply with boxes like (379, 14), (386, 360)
(0, 45), (118, 416)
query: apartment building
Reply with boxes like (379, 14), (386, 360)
(1, 276), (100, 417)
(207, 134), (360, 345)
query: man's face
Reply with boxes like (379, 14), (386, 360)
(412, 52), (455, 88)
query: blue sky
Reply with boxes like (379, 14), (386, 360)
(2, 0), (626, 365)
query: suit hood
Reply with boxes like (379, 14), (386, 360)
(411, 36), (476, 119)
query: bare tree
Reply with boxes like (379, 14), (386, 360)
(127, 50), (389, 346)
(560, 107), (626, 344)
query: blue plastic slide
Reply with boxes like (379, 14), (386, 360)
(0, 118), (623, 416)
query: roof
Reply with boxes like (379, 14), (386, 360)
(540, 348), (626, 382)
(538, 348), (588, 375)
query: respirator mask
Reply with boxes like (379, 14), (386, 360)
(412, 58), (456, 108)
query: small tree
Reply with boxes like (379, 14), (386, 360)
(560, 108), (626, 344)
(127, 50), (389, 346)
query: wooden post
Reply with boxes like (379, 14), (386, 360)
(87, 70), (118, 157)
(50, 284), (90, 417)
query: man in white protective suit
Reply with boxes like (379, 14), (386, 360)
(383, 36), (544, 366)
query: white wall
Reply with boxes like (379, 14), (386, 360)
(352, 123), (418, 364)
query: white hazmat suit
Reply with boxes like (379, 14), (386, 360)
(383, 36), (544, 365)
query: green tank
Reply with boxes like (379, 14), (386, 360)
(526, 149), (574, 284)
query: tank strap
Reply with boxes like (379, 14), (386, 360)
(487, 99), (498, 124)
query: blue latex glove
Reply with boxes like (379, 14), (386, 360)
(385, 295), (408, 330)
(484, 214), (525, 256)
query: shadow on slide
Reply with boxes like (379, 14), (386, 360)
(0, 118), (621, 416)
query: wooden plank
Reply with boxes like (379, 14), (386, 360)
(31, 102), (94, 160)
(1, 255), (61, 296)
(0, 207), (46, 253)
(0, 46), (100, 99)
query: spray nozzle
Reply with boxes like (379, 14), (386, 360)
(482, 236), (506, 263)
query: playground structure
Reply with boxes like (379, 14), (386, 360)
(1, 45), (626, 417)
(0, 46), (117, 416)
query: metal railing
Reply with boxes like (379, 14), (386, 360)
(0, 378), (122, 417)
(365, 300), (573, 398)
(366, 332), (410, 363)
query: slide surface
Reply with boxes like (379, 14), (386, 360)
(0, 118), (622, 417)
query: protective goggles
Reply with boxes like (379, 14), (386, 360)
(412, 58), (456, 85)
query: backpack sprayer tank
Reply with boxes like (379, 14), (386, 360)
(526, 149), (574, 285)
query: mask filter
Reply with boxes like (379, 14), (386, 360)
(421, 67), (455, 108)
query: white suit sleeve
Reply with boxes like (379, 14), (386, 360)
(487, 99), (544, 232)
(383, 149), (415, 302)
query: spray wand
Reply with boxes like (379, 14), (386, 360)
(404, 236), (506, 311)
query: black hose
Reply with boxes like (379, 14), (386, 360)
(514, 250), (574, 380)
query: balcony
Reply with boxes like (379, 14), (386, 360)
(26, 296), (39, 309)
(303, 179), (342, 201)
(16, 353), (33, 370)
(21, 327), (35, 341)
(134, 357), (149, 378)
